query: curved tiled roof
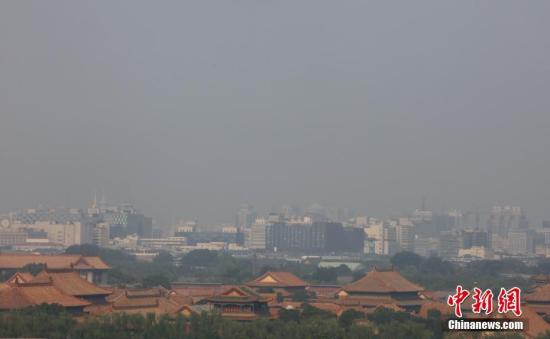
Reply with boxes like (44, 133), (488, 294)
(0, 281), (90, 310)
(342, 267), (423, 293)
(6, 272), (34, 285)
(34, 270), (111, 297)
(525, 284), (550, 303)
(171, 283), (234, 297)
(102, 287), (191, 316)
(246, 271), (307, 288)
(0, 253), (110, 270)
(205, 286), (268, 303)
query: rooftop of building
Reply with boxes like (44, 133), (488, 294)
(170, 283), (235, 298)
(0, 281), (90, 310)
(204, 286), (268, 304)
(525, 283), (550, 302)
(94, 287), (192, 316)
(246, 271), (308, 288)
(34, 269), (111, 297)
(0, 253), (110, 270)
(342, 266), (423, 294)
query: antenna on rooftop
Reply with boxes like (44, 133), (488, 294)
(421, 196), (427, 211)
(92, 189), (98, 209)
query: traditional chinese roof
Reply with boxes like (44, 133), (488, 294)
(0, 253), (110, 270)
(125, 287), (168, 298)
(34, 269), (111, 297)
(171, 283), (235, 298)
(342, 267), (423, 294)
(337, 295), (422, 308)
(525, 283), (550, 303)
(101, 287), (191, 316)
(205, 286), (268, 303)
(0, 281), (90, 310)
(168, 292), (194, 306)
(372, 303), (406, 313)
(417, 299), (453, 318)
(307, 285), (341, 298)
(6, 272), (35, 285)
(531, 274), (549, 283)
(497, 305), (550, 338)
(246, 271), (307, 288)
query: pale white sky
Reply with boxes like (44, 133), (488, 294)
(0, 1), (549, 225)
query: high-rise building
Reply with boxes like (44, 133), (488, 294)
(438, 231), (460, 259)
(235, 204), (256, 230)
(103, 205), (152, 238)
(280, 205), (301, 219)
(383, 225), (398, 256)
(397, 218), (414, 252)
(0, 230), (27, 246)
(355, 216), (369, 227)
(487, 206), (527, 237)
(264, 221), (363, 254)
(508, 229), (535, 255)
(461, 229), (489, 249)
(414, 236), (439, 257)
(10, 221), (92, 247)
(93, 223), (110, 247)
(249, 218), (267, 250)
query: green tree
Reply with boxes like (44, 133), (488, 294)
(21, 263), (46, 276)
(291, 289), (309, 302)
(153, 250), (174, 266)
(0, 304), (75, 339)
(181, 249), (218, 268)
(65, 243), (101, 256)
(279, 308), (301, 322)
(378, 320), (432, 339)
(390, 251), (422, 269)
(300, 303), (334, 320)
(368, 308), (412, 325)
(339, 309), (364, 329)
(335, 264), (352, 277)
(142, 274), (171, 289)
(311, 267), (338, 283)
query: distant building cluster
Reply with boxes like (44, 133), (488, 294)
(246, 215), (364, 254)
(355, 205), (550, 262)
(0, 199), (152, 251)
(1, 200), (550, 263)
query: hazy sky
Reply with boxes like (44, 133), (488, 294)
(1, 1), (549, 226)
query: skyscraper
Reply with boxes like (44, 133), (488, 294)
(235, 204), (256, 230)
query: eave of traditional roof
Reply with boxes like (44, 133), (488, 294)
(342, 267), (423, 294)
(496, 306), (550, 338)
(103, 287), (192, 315)
(34, 269), (111, 297)
(246, 271), (307, 288)
(0, 281), (90, 309)
(205, 286), (268, 303)
(170, 283), (234, 297)
(6, 272), (35, 285)
(0, 253), (110, 270)
(525, 284), (550, 302)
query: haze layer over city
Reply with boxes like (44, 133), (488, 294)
(1, 1), (549, 226)
(3, 2), (550, 338)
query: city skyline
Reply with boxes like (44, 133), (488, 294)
(1, 1), (549, 226)
(1, 198), (544, 229)
(1, 1), (549, 336)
